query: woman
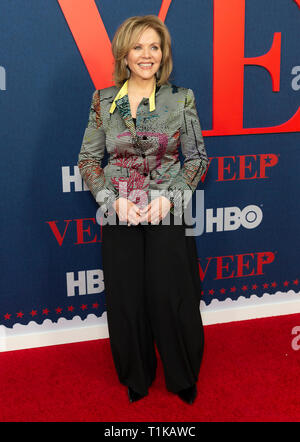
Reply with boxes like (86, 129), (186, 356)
(78, 15), (208, 404)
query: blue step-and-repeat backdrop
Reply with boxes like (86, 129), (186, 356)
(1, 0), (299, 328)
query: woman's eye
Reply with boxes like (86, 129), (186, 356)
(133, 46), (159, 50)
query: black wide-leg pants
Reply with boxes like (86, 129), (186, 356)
(101, 213), (205, 396)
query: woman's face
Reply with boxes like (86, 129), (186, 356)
(125, 27), (163, 82)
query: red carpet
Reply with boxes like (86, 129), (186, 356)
(1, 313), (300, 422)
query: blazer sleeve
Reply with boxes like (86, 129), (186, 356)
(77, 90), (118, 217)
(167, 88), (208, 217)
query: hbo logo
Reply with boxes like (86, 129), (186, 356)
(206, 205), (263, 232)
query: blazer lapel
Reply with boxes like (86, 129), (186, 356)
(112, 79), (158, 143)
(115, 94), (137, 141)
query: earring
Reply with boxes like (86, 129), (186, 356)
(125, 60), (131, 79)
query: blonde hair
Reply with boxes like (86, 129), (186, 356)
(111, 15), (173, 87)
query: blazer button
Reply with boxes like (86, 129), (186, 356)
(142, 153), (145, 158)
(143, 172), (148, 177)
(142, 135), (147, 140)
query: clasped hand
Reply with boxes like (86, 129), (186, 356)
(113, 196), (172, 225)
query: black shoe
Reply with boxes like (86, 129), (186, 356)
(176, 384), (197, 405)
(127, 387), (146, 403)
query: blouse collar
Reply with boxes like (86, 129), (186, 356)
(109, 79), (156, 114)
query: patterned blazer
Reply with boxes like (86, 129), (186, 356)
(78, 79), (208, 218)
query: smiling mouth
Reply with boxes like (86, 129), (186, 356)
(138, 63), (154, 67)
